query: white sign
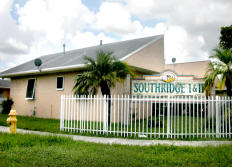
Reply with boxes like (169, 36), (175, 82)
(131, 71), (205, 96)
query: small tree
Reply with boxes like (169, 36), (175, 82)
(204, 48), (232, 96)
(73, 51), (134, 122)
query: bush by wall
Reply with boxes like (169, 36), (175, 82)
(1, 98), (14, 114)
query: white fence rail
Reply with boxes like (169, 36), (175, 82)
(60, 95), (232, 138)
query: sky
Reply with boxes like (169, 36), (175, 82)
(0, 0), (232, 72)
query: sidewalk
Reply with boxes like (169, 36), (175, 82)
(0, 126), (232, 147)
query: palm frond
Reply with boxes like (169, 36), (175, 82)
(210, 48), (232, 65)
(217, 75), (226, 90)
(205, 47), (232, 96)
(73, 51), (133, 96)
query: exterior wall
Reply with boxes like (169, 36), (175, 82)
(165, 60), (217, 95)
(165, 60), (210, 78)
(124, 37), (165, 72)
(11, 72), (77, 119)
(10, 72), (128, 119)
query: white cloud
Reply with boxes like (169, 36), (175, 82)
(164, 25), (209, 63)
(121, 23), (166, 40)
(94, 2), (139, 35)
(93, 0), (227, 64)
(0, 0), (31, 71)
(14, 0), (116, 62)
(0, 0), (10, 13)
(6, 38), (28, 52)
(124, 0), (232, 23)
(17, 0), (95, 44)
(68, 32), (116, 49)
(0, 0), (115, 72)
(0, 0), (231, 73)
(124, 0), (232, 53)
(120, 22), (209, 63)
(0, 38), (28, 55)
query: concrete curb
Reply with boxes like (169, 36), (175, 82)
(0, 126), (232, 147)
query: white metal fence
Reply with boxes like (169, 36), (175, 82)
(60, 95), (232, 138)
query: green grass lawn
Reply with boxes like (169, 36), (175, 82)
(0, 113), (231, 140)
(0, 133), (232, 167)
(0, 113), (60, 133)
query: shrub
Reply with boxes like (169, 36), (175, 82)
(1, 98), (14, 114)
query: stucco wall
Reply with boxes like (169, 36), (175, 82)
(11, 72), (76, 118)
(165, 60), (210, 78)
(10, 72), (129, 119)
(124, 37), (164, 72)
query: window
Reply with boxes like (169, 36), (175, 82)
(56, 76), (64, 90)
(26, 79), (36, 99)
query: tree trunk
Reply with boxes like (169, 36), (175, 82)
(100, 82), (111, 124)
(226, 76), (232, 96)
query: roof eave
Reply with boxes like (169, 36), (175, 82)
(0, 64), (157, 78)
(0, 87), (10, 89)
(0, 64), (86, 78)
(131, 66), (158, 75)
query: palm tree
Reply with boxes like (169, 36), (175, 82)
(204, 48), (232, 96)
(73, 50), (134, 122)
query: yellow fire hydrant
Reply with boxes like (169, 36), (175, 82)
(6, 110), (17, 134)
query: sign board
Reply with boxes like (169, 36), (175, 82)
(131, 71), (204, 96)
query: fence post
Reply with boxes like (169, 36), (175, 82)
(60, 95), (64, 131)
(167, 96), (170, 138)
(216, 96), (220, 138)
(103, 95), (107, 133)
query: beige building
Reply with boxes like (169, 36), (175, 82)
(0, 35), (210, 119)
